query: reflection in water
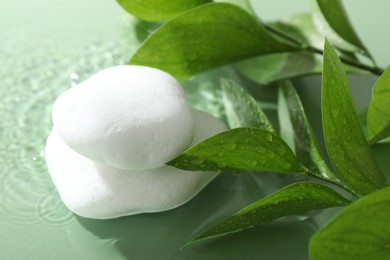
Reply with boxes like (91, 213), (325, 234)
(189, 219), (317, 260)
(72, 171), (318, 260)
(36, 192), (74, 226)
(66, 220), (121, 260)
(72, 173), (240, 259)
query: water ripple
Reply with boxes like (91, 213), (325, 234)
(0, 28), (134, 226)
(36, 192), (75, 226)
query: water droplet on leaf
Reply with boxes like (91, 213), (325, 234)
(225, 143), (236, 151)
(256, 146), (266, 153)
(281, 162), (292, 170)
(264, 133), (273, 142)
(192, 158), (204, 165)
(247, 159), (257, 167)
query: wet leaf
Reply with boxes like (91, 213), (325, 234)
(221, 79), (274, 132)
(192, 182), (350, 242)
(310, 187), (390, 260)
(116, 0), (210, 21)
(277, 82), (296, 152)
(368, 67), (390, 143)
(167, 127), (305, 174)
(313, 0), (373, 60)
(279, 81), (337, 181)
(322, 39), (387, 196)
(129, 3), (298, 80)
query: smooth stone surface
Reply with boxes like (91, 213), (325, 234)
(45, 110), (227, 219)
(52, 65), (194, 170)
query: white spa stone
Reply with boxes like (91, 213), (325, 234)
(45, 110), (227, 219)
(52, 65), (194, 170)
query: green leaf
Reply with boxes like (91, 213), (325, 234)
(310, 186), (390, 260)
(313, 0), (373, 60)
(193, 181), (351, 242)
(368, 67), (390, 143)
(116, 0), (210, 21)
(167, 127), (305, 174)
(221, 79), (274, 132)
(322, 39), (387, 196)
(236, 51), (322, 85)
(129, 3), (298, 80)
(278, 82), (296, 152)
(279, 81), (337, 181)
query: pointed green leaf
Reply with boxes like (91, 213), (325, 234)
(116, 0), (210, 21)
(368, 67), (390, 143)
(236, 51), (323, 85)
(168, 127), (305, 174)
(313, 0), (373, 60)
(310, 186), (390, 260)
(221, 79), (274, 132)
(278, 83), (296, 152)
(193, 182), (350, 242)
(129, 3), (298, 80)
(280, 81), (337, 181)
(322, 39), (387, 196)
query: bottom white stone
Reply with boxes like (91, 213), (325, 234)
(45, 110), (227, 219)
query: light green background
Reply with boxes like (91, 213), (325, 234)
(0, 1), (389, 259)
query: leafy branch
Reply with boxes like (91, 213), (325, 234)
(117, 0), (390, 259)
(264, 24), (385, 76)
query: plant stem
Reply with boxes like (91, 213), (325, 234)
(264, 25), (385, 76)
(305, 46), (384, 75)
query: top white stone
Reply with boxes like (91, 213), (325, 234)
(52, 65), (194, 170)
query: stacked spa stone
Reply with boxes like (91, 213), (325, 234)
(45, 66), (227, 219)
